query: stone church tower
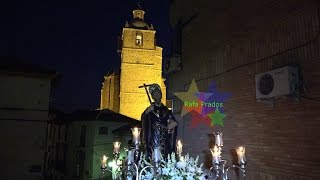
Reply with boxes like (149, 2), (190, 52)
(100, 7), (166, 120)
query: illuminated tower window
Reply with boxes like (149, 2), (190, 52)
(137, 12), (142, 19)
(136, 33), (143, 46)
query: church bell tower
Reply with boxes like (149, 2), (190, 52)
(118, 6), (166, 120)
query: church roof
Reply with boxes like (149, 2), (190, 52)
(68, 109), (140, 123)
(112, 122), (142, 135)
(0, 55), (57, 78)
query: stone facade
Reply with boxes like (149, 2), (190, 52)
(100, 73), (120, 113)
(100, 8), (166, 120)
(0, 59), (56, 180)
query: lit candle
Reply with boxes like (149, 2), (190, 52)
(180, 155), (184, 161)
(210, 145), (221, 165)
(127, 149), (134, 165)
(176, 140), (183, 156)
(215, 132), (223, 147)
(236, 146), (246, 165)
(101, 155), (108, 168)
(153, 147), (161, 162)
(113, 141), (121, 154)
(131, 127), (141, 145)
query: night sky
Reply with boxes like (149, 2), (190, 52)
(1, 0), (173, 112)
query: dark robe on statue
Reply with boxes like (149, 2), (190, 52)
(141, 102), (178, 160)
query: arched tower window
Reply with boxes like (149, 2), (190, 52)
(136, 33), (143, 46)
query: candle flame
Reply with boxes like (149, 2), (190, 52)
(101, 155), (108, 167)
(176, 140), (183, 155)
(114, 141), (121, 148)
(113, 141), (121, 153)
(236, 146), (245, 156)
(236, 146), (246, 164)
(131, 127), (141, 135)
(210, 145), (221, 164)
(132, 127), (138, 133)
(210, 145), (221, 156)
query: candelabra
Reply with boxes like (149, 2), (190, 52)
(100, 153), (122, 180)
(123, 127), (162, 180)
(100, 129), (247, 180)
(209, 132), (247, 180)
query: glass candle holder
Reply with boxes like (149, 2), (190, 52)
(236, 146), (246, 165)
(214, 132), (223, 147)
(210, 145), (221, 165)
(176, 140), (183, 156)
(131, 127), (141, 145)
(101, 155), (108, 168)
(113, 141), (121, 154)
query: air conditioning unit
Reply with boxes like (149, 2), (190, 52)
(255, 66), (299, 99)
(164, 54), (182, 74)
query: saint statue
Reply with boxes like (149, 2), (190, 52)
(141, 84), (178, 160)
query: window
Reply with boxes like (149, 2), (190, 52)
(136, 33), (143, 46)
(99, 127), (108, 135)
(137, 12), (141, 19)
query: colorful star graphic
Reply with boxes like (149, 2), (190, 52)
(174, 79), (231, 128)
(189, 111), (211, 128)
(174, 79), (201, 116)
(196, 81), (232, 115)
(208, 108), (226, 127)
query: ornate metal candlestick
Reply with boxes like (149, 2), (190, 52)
(122, 127), (168, 180)
(209, 132), (247, 180)
(151, 146), (162, 178)
(100, 155), (122, 180)
(131, 127), (142, 162)
(100, 155), (110, 179)
(113, 141), (121, 161)
(233, 146), (246, 178)
(123, 127), (146, 180)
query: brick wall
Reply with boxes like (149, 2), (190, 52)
(168, 0), (320, 179)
